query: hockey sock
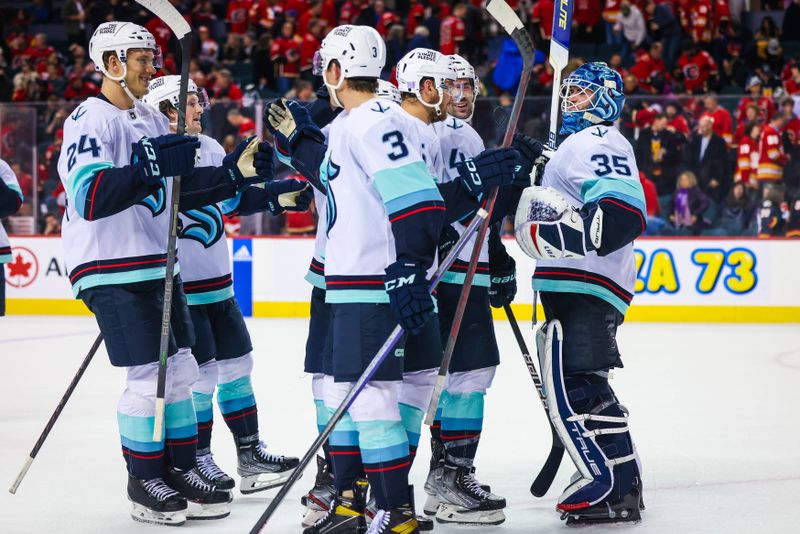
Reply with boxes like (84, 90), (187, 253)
(440, 391), (485, 466)
(399, 403), (423, 460)
(398, 369), (439, 465)
(217, 354), (259, 442)
(118, 365), (165, 479)
(430, 390), (450, 442)
(192, 360), (218, 454)
(164, 350), (200, 471)
(313, 374), (334, 469)
(328, 409), (364, 492)
(356, 419), (411, 510)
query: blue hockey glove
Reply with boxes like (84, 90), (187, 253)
(264, 178), (312, 215)
(223, 136), (269, 191)
(253, 141), (274, 180)
(265, 98), (325, 151)
(512, 132), (544, 185)
(455, 147), (520, 198)
(131, 134), (200, 186)
(384, 260), (435, 335)
(488, 254), (516, 308)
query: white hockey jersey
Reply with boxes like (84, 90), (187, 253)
(0, 159), (23, 263)
(177, 134), (235, 305)
(58, 96), (175, 297)
(322, 97), (443, 304)
(432, 116), (489, 287)
(534, 124), (646, 315)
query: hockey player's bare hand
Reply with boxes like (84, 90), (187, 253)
(223, 136), (270, 191)
(264, 178), (312, 215)
(131, 134), (200, 185)
(384, 260), (435, 335)
(455, 147), (520, 198)
(511, 132), (544, 184)
(265, 98), (324, 151)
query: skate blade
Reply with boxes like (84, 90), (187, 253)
(240, 468), (300, 494)
(564, 507), (642, 526)
(301, 507), (328, 528)
(130, 503), (187, 527)
(435, 504), (506, 526)
(422, 494), (441, 516)
(185, 500), (231, 520)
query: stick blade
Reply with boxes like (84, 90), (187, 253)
(134, 0), (191, 37)
(530, 426), (565, 497)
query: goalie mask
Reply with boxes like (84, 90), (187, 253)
(559, 62), (624, 136)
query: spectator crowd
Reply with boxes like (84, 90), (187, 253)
(1, 0), (800, 237)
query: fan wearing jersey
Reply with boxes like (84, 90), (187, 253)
(142, 75), (307, 498)
(58, 22), (273, 526)
(0, 158), (24, 316)
(513, 62), (647, 525)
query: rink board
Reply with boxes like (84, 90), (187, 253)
(4, 236), (800, 322)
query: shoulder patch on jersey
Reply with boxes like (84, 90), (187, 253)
(371, 102), (390, 113)
(71, 106), (87, 121)
(447, 117), (464, 130)
(591, 126), (608, 138)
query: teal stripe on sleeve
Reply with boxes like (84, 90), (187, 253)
(373, 161), (441, 204)
(581, 177), (646, 215)
(66, 161), (114, 218)
(220, 191), (242, 215)
(5, 182), (23, 201)
(186, 286), (234, 306)
(383, 188), (444, 215)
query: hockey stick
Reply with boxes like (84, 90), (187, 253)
(503, 304), (564, 497)
(524, 0), (575, 495)
(423, 0), (536, 426)
(9, 334), (103, 494)
(248, 206), (490, 534)
(132, 0), (193, 442)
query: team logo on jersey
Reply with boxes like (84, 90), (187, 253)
(137, 182), (166, 217)
(371, 102), (389, 113)
(320, 156), (341, 236)
(71, 106), (86, 121)
(180, 205), (224, 248)
(447, 117), (463, 130)
(591, 127), (607, 138)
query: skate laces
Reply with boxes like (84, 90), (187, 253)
(184, 468), (216, 492)
(143, 478), (180, 502)
(255, 441), (285, 463)
(197, 453), (227, 481)
(462, 471), (491, 499)
(365, 509), (390, 533)
(311, 499), (336, 527)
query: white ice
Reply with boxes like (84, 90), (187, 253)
(1, 316), (799, 534)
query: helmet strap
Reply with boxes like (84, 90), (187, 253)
(324, 61), (346, 109)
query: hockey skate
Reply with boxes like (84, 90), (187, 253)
(301, 455), (336, 527)
(196, 451), (235, 490)
(365, 488), (433, 532)
(236, 437), (300, 494)
(561, 475), (644, 526)
(164, 466), (231, 520)
(422, 437), (444, 516)
(434, 465), (505, 526)
(303, 479), (369, 534)
(128, 475), (187, 527)
(366, 506), (419, 534)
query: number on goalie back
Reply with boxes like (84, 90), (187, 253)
(590, 154), (631, 177)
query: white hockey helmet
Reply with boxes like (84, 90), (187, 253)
(449, 54), (480, 91)
(89, 22), (162, 81)
(396, 48), (456, 116)
(376, 79), (401, 104)
(142, 75), (209, 111)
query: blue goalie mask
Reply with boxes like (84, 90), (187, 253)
(559, 62), (625, 136)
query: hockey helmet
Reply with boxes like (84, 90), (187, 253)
(396, 48), (457, 117)
(142, 75), (209, 111)
(376, 79), (401, 104)
(89, 22), (162, 81)
(559, 62), (625, 136)
(447, 54), (480, 121)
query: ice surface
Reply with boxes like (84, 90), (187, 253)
(1, 316), (799, 533)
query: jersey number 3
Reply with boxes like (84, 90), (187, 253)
(591, 154), (631, 177)
(66, 135), (101, 173)
(383, 131), (409, 161)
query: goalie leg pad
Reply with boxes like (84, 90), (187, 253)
(537, 320), (641, 513)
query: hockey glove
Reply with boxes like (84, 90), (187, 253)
(384, 260), (435, 336)
(455, 147), (520, 198)
(263, 178), (312, 215)
(223, 136), (271, 191)
(253, 140), (275, 181)
(511, 132), (544, 185)
(532, 149), (554, 186)
(265, 98), (325, 151)
(514, 186), (603, 260)
(437, 224), (461, 261)
(131, 134), (200, 186)
(488, 225), (517, 308)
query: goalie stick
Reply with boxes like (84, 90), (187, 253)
(526, 0), (575, 497)
(131, 0), (193, 442)
(8, 334), (104, 494)
(248, 206), (491, 533)
(423, 0), (536, 426)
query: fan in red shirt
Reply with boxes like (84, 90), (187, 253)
(700, 95), (733, 145)
(735, 122), (761, 185)
(227, 108), (256, 139)
(440, 4), (466, 55)
(780, 98), (800, 147)
(757, 115), (789, 183)
(270, 21), (301, 94)
(64, 75), (99, 101)
(22, 33), (55, 69)
(573, 0), (602, 40)
(406, 1), (426, 38)
(677, 42), (718, 94)
(712, 0), (730, 37)
(689, 0), (712, 43)
(783, 65), (800, 96)
(339, 0), (365, 24)
(209, 69), (244, 102)
(734, 103), (760, 143)
(531, 0), (555, 43)
(299, 19), (324, 79)
(145, 16), (173, 51)
(250, 0), (282, 33)
(227, 0), (254, 36)
(736, 76), (776, 123)
(629, 43), (668, 93)
(665, 101), (690, 139)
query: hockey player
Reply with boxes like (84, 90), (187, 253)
(0, 158), (23, 317)
(513, 62), (647, 525)
(59, 22), (276, 526)
(142, 75), (307, 496)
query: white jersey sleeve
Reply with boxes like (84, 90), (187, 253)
(0, 158), (23, 263)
